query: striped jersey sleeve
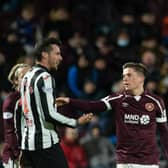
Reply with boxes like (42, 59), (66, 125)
(37, 72), (77, 127)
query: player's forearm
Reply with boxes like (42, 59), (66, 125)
(52, 111), (77, 127)
(69, 98), (107, 112)
(158, 123), (168, 159)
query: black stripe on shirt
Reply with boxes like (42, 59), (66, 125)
(29, 70), (44, 149)
(37, 77), (55, 123)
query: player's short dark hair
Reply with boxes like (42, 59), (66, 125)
(122, 62), (148, 77)
(34, 37), (62, 61)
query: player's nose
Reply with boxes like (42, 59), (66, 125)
(59, 55), (63, 61)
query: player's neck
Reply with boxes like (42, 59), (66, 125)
(36, 61), (50, 70)
(131, 87), (144, 96)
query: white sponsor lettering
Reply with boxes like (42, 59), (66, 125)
(124, 114), (150, 125)
(125, 114), (139, 120)
(124, 114), (139, 124)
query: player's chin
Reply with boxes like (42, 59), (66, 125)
(55, 64), (60, 70)
(55, 65), (58, 70)
(55, 62), (60, 69)
(50, 65), (58, 70)
(124, 86), (129, 91)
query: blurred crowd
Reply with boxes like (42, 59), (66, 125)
(0, 0), (168, 167)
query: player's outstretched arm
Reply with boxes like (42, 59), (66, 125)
(56, 97), (106, 112)
(56, 97), (70, 107)
(77, 113), (93, 125)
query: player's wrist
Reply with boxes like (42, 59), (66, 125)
(67, 97), (70, 103)
(76, 119), (80, 127)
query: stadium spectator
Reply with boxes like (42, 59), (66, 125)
(61, 127), (88, 168)
(67, 52), (97, 98)
(1, 1), (168, 167)
(81, 123), (115, 168)
(140, 50), (161, 82)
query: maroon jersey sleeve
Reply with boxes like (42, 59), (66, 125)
(2, 92), (20, 162)
(157, 123), (168, 160)
(100, 93), (123, 110)
(146, 94), (167, 123)
(69, 93), (122, 113)
(153, 95), (168, 159)
(69, 99), (107, 112)
(156, 98), (167, 123)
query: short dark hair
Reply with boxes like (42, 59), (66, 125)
(34, 37), (62, 61)
(122, 62), (148, 77)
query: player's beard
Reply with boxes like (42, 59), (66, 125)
(48, 59), (59, 70)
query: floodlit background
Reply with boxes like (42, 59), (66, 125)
(0, 0), (168, 167)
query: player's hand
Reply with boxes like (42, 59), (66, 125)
(55, 97), (70, 107)
(77, 113), (93, 125)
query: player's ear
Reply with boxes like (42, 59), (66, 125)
(42, 51), (48, 60)
(140, 74), (145, 82)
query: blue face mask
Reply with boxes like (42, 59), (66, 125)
(117, 39), (129, 47)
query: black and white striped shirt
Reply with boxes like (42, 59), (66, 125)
(20, 64), (77, 151)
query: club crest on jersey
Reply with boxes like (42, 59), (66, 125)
(145, 103), (154, 111)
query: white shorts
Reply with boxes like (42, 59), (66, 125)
(117, 163), (159, 168)
(3, 158), (19, 168)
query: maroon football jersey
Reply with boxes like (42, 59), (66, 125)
(2, 91), (20, 163)
(101, 90), (167, 164)
(69, 90), (167, 164)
